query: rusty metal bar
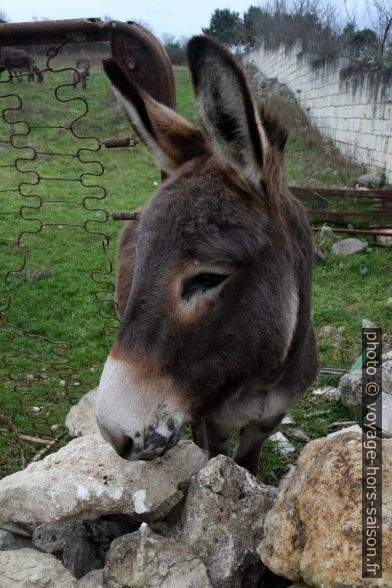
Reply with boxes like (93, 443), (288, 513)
(112, 211), (142, 221)
(103, 137), (137, 149)
(292, 187), (392, 199)
(311, 227), (392, 237)
(0, 18), (110, 45)
(112, 209), (392, 223)
(111, 212), (392, 238)
(307, 209), (392, 218)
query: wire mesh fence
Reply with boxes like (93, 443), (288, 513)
(0, 31), (141, 477)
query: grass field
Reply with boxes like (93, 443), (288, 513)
(1, 56), (391, 481)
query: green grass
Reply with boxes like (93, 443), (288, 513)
(1, 60), (391, 481)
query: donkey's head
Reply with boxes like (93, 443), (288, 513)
(96, 36), (293, 461)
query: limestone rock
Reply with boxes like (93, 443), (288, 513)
(382, 394), (392, 436)
(339, 360), (392, 435)
(377, 229), (392, 247)
(0, 548), (77, 587)
(327, 424), (362, 437)
(32, 517), (138, 579)
(331, 238), (367, 256)
(362, 318), (377, 329)
(0, 437), (207, 526)
(357, 171), (383, 188)
(339, 360), (392, 405)
(63, 533), (102, 579)
(269, 432), (296, 455)
(104, 523), (211, 588)
(258, 433), (392, 586)
(0, 529), (31, 551)
(33, 521), (80, 554)
(312, 385), (340, 400)
(65, 388), (99, 437)
(78, 568), (104, 587)
(32, 516), (135, 556)
(181, 455), (278, 587)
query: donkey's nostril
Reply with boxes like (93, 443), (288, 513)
(118, 436), (135, 460)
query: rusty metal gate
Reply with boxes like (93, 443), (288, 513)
(0, 18), (175, 477)
(292, 186), (392, 239)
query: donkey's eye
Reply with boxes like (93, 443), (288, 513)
(182, 272), (229, 301)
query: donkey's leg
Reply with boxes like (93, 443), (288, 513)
(191, 418), (208, 451)
(234, 328), (318, 475)
(205, 416), (233, 459)
(233, 413), (285, 475)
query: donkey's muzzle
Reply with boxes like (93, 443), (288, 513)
(97, 419), (182, 462)
(95, 354), (188, 462)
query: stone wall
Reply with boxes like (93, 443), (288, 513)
(245, 42), (392, 184)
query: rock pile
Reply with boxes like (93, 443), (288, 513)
(0, 387), (391, 587)
(0, 395), (280, 587)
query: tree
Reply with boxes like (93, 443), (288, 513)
(243, 6), (271, 49)
(161, 33), (188, 65)
(369, 0), (392, 56)
(202, 9), (243, 49)
(0, 9), (8, 22)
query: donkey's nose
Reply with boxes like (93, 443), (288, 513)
(117, 435), (139, 460)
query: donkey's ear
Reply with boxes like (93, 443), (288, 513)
(103, 58), (208, 174)
(187, 36), (268, 192)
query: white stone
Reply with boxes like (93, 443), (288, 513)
(65, 388), (99, 437)
(269, 432), (296, 455)
(312, 386), (340, 400)
(181, 455), (278, 588)
(78, 568), (104, 587)
(0, 548), (77, 587)
(331, 238), (367, 256)
(0, 437), (207, 526)
(377, 229), (392, 247)
(327, 424), (362, 437)
(339, 360), (392, 435)
(104, 525), (212, 588)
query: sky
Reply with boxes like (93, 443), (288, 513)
(0, 0), (370, 40)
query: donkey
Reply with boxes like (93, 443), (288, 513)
(96, 36), (318, 475)
(72, 67), (89, 91)
(0, 48), (43, 83)
(76, 57), (90, 72)
(73, 57), (90, 91)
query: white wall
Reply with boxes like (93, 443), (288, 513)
(246, 42), (392, 184)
